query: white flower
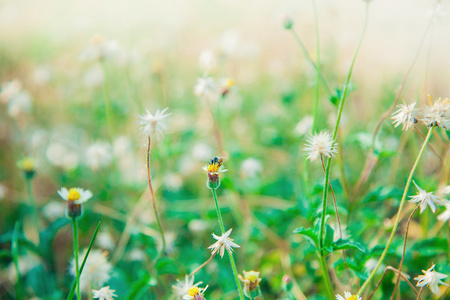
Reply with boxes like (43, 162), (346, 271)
(86, 142), (113, 171)
(58, 187), (93, 204)
(198, 49), (216, 73)
(240, 158), (263, 178)
(208, 228), (240, 258)
(193, 77), (217, 99)
(70, 249), (112, 293)
(172, 275), (202, 298)
(182, 285), (208, 300)
(92, 286), (117, 300)
(335, 291), (362, 300)
(303, 131), (337, 161)
(419, 97), (450, 130)
(391, 103), (418, 130)
(414, 264), (448, 296)
(408, 181), (443, 213)
(96, 231), (115, 250)
(126, 248), (146, 262)
(42, 201), (65, 221)
(438, 200), (450, 222)
(138, 107), (170, 139)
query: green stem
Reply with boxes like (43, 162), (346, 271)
(211, 188), (245, 300)
(12, 222), (22, 300)
(100, 59), (115, 137)
(318, 254), (335, 300)
(357, 127), (433, 296)
(26, 177), (40, 241)
(312, 0), (320, 132)
(72, 217), (81, 300)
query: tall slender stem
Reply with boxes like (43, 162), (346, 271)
(211, 188), (245, 300)
(147, 136), (166, 255)
(318, 254), (335, 300)
(26, 177), (40, 242)
(358, 127), (434, 296)
(72, 217), (81, 300)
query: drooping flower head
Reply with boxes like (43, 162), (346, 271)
(414, 264), (448, 296)
(419, 97), (450, 130)
(58, 187), (93, 218)
(203, 156), (228, 189)
(182, 285), (208, 300)
(173, 275), (202, 298)
(408, 181), (443, 214)
(238, 270), (262, 298)
(92, 286), (117, 300)
(391, 102), (418, 130)
(138, 107), (170, 139)
(208, 228), (240, 258)
(303, 131), (338, 161)
(335, 291), (362, 300)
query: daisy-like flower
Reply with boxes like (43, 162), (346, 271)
(419, 97), (450, 130)
(208, 228), (240, 258)
(203, 156), (228, 189)
(303, 131), (337, 161)
(70, 249), (112, 293)
(438, 200), (450, 222)
(92, 286), (117, 300)
(335, 291), (362, 300)
(58, 187), (93, 218)
(414, 264), (449, 296)
(182, 285), (208, 300)
(238, 270), (262, 298)
(173, 275), (202, 298)
(391, 102), (418, 130)
(193, 77), (217, 100)
(138, 107), (170, 139)
(408, 181), (443, 214)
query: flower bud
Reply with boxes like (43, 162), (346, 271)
(17, 157), (36, 179)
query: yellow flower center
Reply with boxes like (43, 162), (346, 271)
(188, 287), (200, 296)
(68, 188), (81, 201)
(244, 271), (260, 283)
(347, 296), (358, 300)
(206, 164), (219, 173)
(225, 78), (235, 88)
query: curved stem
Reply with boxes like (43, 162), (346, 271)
(211, 188), (245, 300)
(147, 136), (166, 255)
(189, 252), (216, 277)
(72, 217), (80, 300)
(390, 203), (421, 299)
(358, 127), (434, 296)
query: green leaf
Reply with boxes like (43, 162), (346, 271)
(329, 88), (343, 106)
(333, 239), (365, 253)
(155, 257), (179, 275)
(294, 227), (319, 248)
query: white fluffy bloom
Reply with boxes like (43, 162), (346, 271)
(96, 231), (115, 251)
(391, 103), (418, 130)
(437, 200), (450, 222)
(303, 131), (337, 161)
(138, 107), (170, 139)
(198, 49), (217, 72)
(208, 228), (240, 258)
(86, 142), (113, 171)
(335, 291), (362, 300)
(408, 181), (443, 213)
(172, 275), (202, 298)
(58, 187), (93, 204)
(193, 77), (217, 99)
(92, 286), (117, 300)
(414, 264), (448, 296)
(126, 248), (146, 262)
(71, 249), (112, 293)
(419, 97), (450, 130)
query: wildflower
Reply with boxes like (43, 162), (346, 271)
(336, 291), (362, 300)
(238, 270), (262, 298)
(203, 156), (228, 189)
(172, 275), (202, 298)
(419, 97), (450, 130)
(85, 142), (113, 171)
(92, 286), (117, 300)
(438, 200), (450, 222)
(17, 157), (36, 179)
(408, 181), (443, 213)
(182, 285), (208, 300)
(220, 78), (235, 96)
(70, 249), (112, 293)
(303, 131), (337, 161)
(58, 187), (93, 218)
(208, 228), (240, 258)
(414, 264), (448, 296)
(138, 107), (170, 139)
(193, 77), (217, 99)
(391, 102), (418, 130)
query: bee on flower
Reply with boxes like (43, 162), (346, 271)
(414, 264), (448, 296)
(203, 156), (228, 189)
(335, 291), (362, 300)
(182, 285), (208, 300)
(58, 187), (93, 219)
(238, 270), (262, 298)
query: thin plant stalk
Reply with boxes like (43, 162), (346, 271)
(189, 252), (216, 277)
(390, 203), (421, 300)
(318, 254), (334, 300)
(100, 59), (115, 137)
(26, 177), (40, 242)
(12, 222), (22, 300)
(416, 288), (423, 300)
(147, 136), (166, 255)
(367, 266), (420, 300)
(211, 188), (245, 300)
(67, 221), (101, 300)
(71, 217), (81, 300)
(357, 127), (434, 296)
